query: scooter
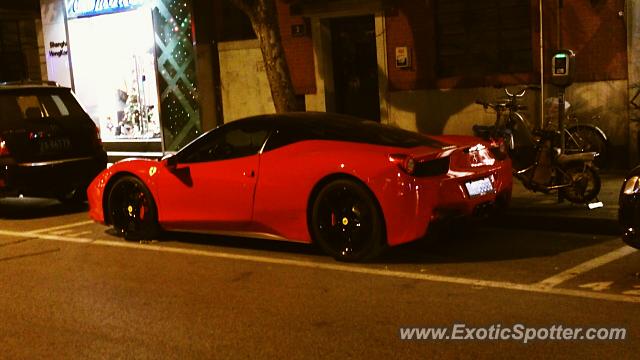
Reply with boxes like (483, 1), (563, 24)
(473, 88), (601, 204)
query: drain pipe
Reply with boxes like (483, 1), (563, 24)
(539, 0), (545, 129)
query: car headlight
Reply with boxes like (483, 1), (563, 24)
(623, 176), (640, 195)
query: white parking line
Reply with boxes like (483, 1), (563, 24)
(30, 220), (95, 234)
(0, 228), (638, 304)
(67, 231), (93, 237)
(48, 229), (75, 235)
(536, 246), (638, 289)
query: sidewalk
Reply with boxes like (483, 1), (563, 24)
(491, 172), (625, 235)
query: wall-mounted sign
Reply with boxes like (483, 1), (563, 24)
(48, 41), (69, 58)
(66, 0), (147, 19)
(291, 24), (307, 37)
(395, 46), (411, 68)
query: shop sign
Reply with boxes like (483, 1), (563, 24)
(66, 0), (147, 19)
(48, 41), (69, 57)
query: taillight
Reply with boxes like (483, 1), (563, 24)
(388, 154), (415, 175)
(488, 139), (508, 160)
(0, 137), (10, 157)
(94, 125), (102, 147)
(467, 144), (496, 167)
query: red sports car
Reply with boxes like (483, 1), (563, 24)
(88, 112), (512, 261)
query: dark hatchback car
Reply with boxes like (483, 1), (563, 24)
(619, 166), (640, 249)
(0, 81), (107, 203)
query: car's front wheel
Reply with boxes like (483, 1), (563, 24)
(107, 176), (159, 240)
(310, 179), (385, 262)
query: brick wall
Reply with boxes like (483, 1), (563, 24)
(542, 0), (627, 82)
(381, 0), (627, 90)
(276, 0), (316, 94)
(384, 0), (435, 91)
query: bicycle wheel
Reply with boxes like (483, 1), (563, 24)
(559, 163), (601, 204)
(564, 126), (608, 168)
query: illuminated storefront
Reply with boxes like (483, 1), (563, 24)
(41, 0), (202, 159)
(68, 2), (161, 145)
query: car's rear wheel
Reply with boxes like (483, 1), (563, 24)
(310, 179), (385, 262)
(107, 176), (159, 241)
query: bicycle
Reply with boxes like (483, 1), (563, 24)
(543, 96), (609, 168)
(473, 87), (601, 204)
(477, 86), (608, 168)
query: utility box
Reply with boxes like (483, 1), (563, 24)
(551, 49), (575, 87)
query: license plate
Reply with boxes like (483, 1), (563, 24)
(465, 177), (494, 197)
(39, 137), (71, 154)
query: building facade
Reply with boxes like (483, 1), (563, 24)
(216, 0), (632, 167)
(0, 1), (44, 83)
(37, 0), (635, 166)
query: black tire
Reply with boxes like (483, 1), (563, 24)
(564, 126), (608, 168)
(107, 176), (159, 241)
(310, 179), (385, 262)
(559, 163), (601, 204)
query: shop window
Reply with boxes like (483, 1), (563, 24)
(219, 0), (256, 41)
(68, 9), (161, 142)
(435, 0), (532, 78)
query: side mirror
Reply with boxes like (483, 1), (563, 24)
(163, 153), (178, 170)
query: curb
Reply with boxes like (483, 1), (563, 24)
(492, 172), (625, 236)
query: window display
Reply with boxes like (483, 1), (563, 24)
(68, 6), (160, 141)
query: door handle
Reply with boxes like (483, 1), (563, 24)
(244, 170), (255, 178)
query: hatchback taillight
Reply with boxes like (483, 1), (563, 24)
(94, 125), (102, 147)
(0, 137), (10, 157)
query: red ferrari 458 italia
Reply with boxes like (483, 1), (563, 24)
(88, 112), (512, 261)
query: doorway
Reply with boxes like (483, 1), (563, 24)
(330, 15), (380, 121)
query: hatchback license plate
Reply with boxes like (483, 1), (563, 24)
(39, 138), (71, 153)
(465, 177), (494, 197)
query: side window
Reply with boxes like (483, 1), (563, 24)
(263, 128), (304, 152)
(182, 125), (269, 163)
(0, 95), (23, 123)
(16, 95), (42, 119)
(42, 95), (70, 117)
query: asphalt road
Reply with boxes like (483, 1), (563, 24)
(0, 198), (638, 359)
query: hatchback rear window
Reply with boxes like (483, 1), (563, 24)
(0, 91), (85, 125)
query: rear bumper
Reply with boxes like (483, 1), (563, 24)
(0, 151), (107, 198)
(383, 160), (513, 247)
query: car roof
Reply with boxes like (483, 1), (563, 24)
(0, 80), (66, 91)
(229, 112), (447, 149)
(233, 112), (377, 131)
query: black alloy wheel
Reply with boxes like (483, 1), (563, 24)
(107, 176), (159, 240)
(310, 179), (385, 262)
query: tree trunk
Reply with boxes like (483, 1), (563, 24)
(230, 0), (298, 112)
